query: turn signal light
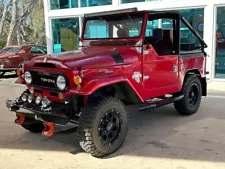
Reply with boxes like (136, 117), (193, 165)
(74, 76), (82, 85)
(16, 68), (22, 77)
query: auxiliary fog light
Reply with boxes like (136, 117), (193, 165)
(35, 96), (42, 105)
(28, 94), (34, 104)
(41, 98), (51, 108)
(21, 93), (29, 102)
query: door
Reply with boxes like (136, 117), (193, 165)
(142, 17), (179, 91)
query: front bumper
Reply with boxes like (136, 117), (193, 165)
(6, 99), (70, 125)
(0, 68), (16, 75)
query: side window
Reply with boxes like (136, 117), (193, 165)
(30, 46), (47, 54)
(39, 46), (47, 53)
(180, 21), (202, 52)
(144, 17), (176, 56)
(145, 19), (158, 38)
(0, 48), (11, 53)
(11, 47), (20, 53)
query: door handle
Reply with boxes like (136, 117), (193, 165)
(173, 66), (178, 72)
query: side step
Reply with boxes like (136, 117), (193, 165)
(139, 95), (184, 111)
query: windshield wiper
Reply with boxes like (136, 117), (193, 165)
(127, 14), (139, 29)
(98, 17), (105, 22)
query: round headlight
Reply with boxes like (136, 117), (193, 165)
(24, 71), (32, 84)
(56, 75), (66, 91)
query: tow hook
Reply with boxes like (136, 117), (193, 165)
(15, 113), (25, 125)
(42, 122), (55, 137)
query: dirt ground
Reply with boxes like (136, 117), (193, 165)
(1, 79), (225, 169)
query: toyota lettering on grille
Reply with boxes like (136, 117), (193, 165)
(40, 78), (55, 84)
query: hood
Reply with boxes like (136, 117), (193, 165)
(27, 47), (139, 70)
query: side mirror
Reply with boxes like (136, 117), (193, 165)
(143, 44), (150, 50)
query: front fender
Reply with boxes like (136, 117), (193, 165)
(69, 75), (144, 102)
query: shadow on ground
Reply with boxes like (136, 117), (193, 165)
(1, 95), (225, 162)
(0, 74), (17, 79)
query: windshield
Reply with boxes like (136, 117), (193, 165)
(83, 13), (144, 39)
(0, 47), (20, 53)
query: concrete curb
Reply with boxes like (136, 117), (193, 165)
(207, 81), (225, 92)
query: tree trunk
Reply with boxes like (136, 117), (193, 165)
(17, 27), (21, 45)
(20, 33), (26, 44)
(0, 0), (13, 36)
(6, 0), (40, 46)
(6, 0), (17, 46)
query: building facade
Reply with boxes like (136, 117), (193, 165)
(43, 0), (225, 82)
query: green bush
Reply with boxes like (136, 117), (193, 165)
(0, 40), (5, 49)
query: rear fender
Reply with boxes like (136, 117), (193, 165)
(70, 75), (144, 102)
(183, 69), (207, 96)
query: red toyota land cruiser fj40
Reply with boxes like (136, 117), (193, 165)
(6, 8), (208, 157)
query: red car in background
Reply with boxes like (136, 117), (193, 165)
(0, 45), (47, 77)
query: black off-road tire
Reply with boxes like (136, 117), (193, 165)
(77, 97), (128, 157)
(21, 122), (45, 133)
(174, 75), (202, 115)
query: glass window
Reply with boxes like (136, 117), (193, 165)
(159, 8), (204, 38)
(178, 8), (204, 52)
(50, 0), (112, 10)
(30, 46), (47, 54)
(83, 13), (144, 39)
(144, 18), (176, 55)
(121, 0), (157, 4)
(179, 8), (204, 38)
(0, 47), (20, 53)
(51, 0), (78, 9)
(52, 17), (80, 53)
(179, 21), (202, 52)
(215, 6), (225, 78)
(82, 0), (112, 7)
(145, 19), (158, 36)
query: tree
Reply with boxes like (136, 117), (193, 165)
(0, 0), (13, 36)
(6, 0), (42, 46)
(6, 0), (17, 46)
(0, 0), (45, 47)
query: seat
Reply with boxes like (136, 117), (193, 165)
(153, 29), (173, 55)
(117, 28), (129, 38)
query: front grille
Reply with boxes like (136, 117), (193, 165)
(30, 71), (58, 90)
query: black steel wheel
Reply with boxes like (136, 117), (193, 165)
(77, 97), (128, 157)
(174, 75), (202, 115)
(99, 109), (121, 145)
(188, 83), (199, 107)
